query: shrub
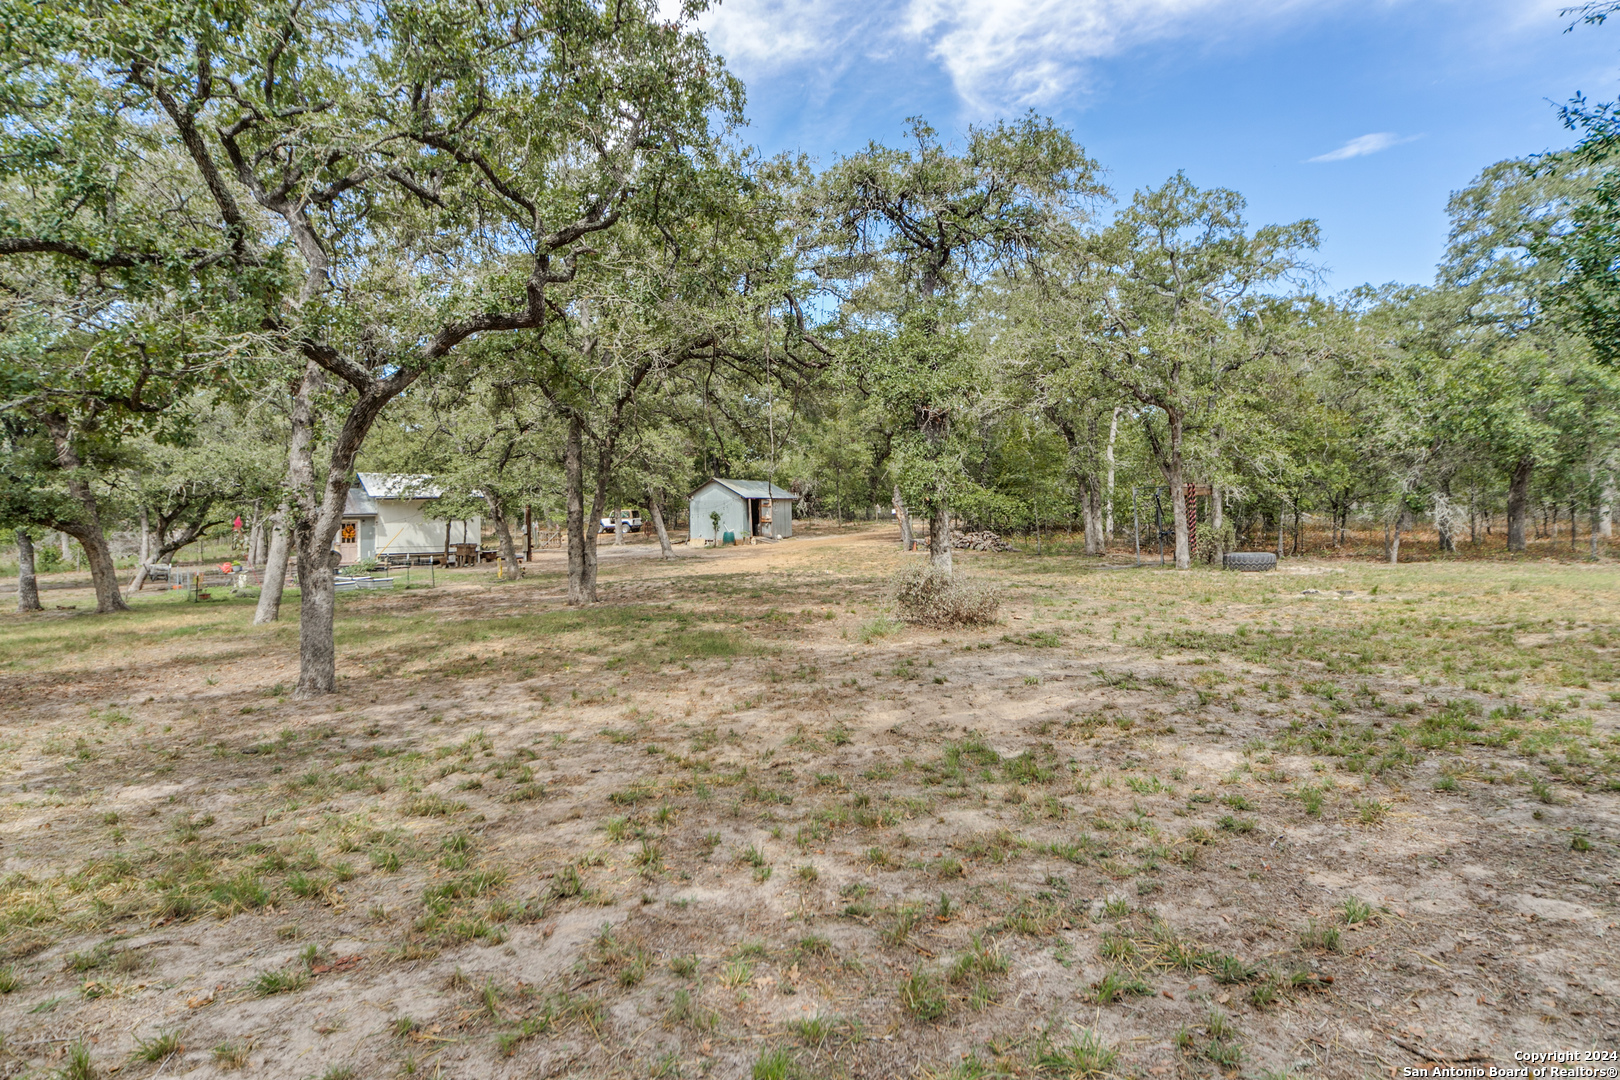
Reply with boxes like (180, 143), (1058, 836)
(891, 565), (998, 627)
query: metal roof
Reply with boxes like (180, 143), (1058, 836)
(357, 472), (443, 499)
(342, 487), (380, 518)
(707, 478), (799, 500)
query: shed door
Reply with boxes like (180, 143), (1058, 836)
(360, 520), (376, 562)
(338, 520), (358, 564)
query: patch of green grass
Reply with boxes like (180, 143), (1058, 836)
(1091, 968), (1153, 1004)
(899, 968), (947, 1021)
(1004, 750), (1056, 784)
(212, 1041), (250, 1069)
(947, 933), (1007, 986)
(60, 1041), (95, 1080)
(752, 1046), (800, 1080)
(656, 628), (754, 662)
(1299, 919), (1342, 952)
(1034, 1029), (1118, 1078)
(131, 1029), (184, 1063)
(406, 794), (467, 817)
(1354, 798), (1389, 825)
(1340, 896), (1373, 925)
(857, 617), (899, 643)
(790, 1012), (840, 1046)
(252, 968), (307, 996)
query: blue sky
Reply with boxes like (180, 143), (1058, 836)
(689, 0), (1620, 292)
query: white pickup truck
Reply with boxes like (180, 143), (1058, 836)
(598, 512), (643, 534)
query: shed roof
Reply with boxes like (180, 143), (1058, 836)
(357, 472), (443, 499)
(705, 478), (799, 500)
(343, 486), (380, 518)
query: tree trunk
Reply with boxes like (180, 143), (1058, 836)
(648, 492), (674, 558)
(927, 501), (953, 573)
(42, 413), (128, 614)
(582, 444), (611, 601)
(1165, 417), (1190, 570)
(1591, 503), (1601, 559)
(1081, 475), (1104, 556)
(15, 530), (42, 613)
(1104, 407), (1119, 538)
(295, 546), (340, 696)
(1386, 505), (1407, 564)
(892, 485), (913, 549)
(1506, 455), (1532, 553)
(565, 415), (591, 605)
(284, 362), (394, 698)
(1211, 487), (1226, 559)
(490, 496), (522, 579)
(614, 515), (626, 546)
(60, 522), (124, 613)
(1601, 474), (1614, 538)
(254, 509), (291, 624)
(247, 499), (265, 568)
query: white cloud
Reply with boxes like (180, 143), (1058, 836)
(688, 0), (1546, 114)
(1307, 132), (1420, 162)
(691, 0), (870, 69)
(903, 0), (1312, 110)
(692, 0), (1338, 111)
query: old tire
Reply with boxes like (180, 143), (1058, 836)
(1222, 552), (1277, 572)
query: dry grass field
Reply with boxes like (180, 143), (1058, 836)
(0, 527), (1616, 1080)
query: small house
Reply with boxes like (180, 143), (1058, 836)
(337, 473), (481, 565)
(688, 479), (798, 542)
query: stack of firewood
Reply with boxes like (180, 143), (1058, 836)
(950, 529), (1015, 552)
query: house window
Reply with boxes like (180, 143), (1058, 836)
(341, 522), (357, 544)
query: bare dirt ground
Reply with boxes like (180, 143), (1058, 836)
(0, 527), (1616, 1080)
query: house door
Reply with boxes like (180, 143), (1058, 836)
(339, 520), (359, 564)
(748, 500), (761, 535)
(360, 520), (376, 562)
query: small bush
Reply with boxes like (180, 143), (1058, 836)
(891, 565), (998, 628)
